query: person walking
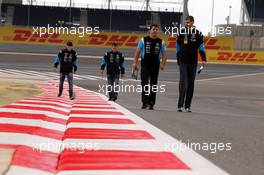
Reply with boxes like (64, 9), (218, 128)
(54, 41), (78, 100)
(132, 24), (167, 110)
(101, 43), (125, 101)
(176, 16), (207, 112)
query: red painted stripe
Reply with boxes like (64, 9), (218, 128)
(73, 102), (109, 104)
(73, 102), (108, 104)
(74, 101), (107, 103)
(64, 128), (154, 140)
(3, 105), (69, 115)
(16, 101), (71, 109)
(0, 144), (18, 149)
(23, 98), (72, 105)
(70, 110), (123, 115)
(74, 96), (104, 98)
(0, 112), (66, 125)
(30, 97), (71, 102)
(58, 150), (190, 170)
(12, 146), (58, 173)
(74, 98), (104, 100)
(0, 124), (64, 140)
(67, 117), (135, 124)
(72, 106), (115, 109)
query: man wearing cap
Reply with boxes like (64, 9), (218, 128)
(54, 41), (78, 100)
(100, 43), (125, 101)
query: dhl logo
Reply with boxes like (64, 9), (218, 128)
(7, 30), (140, 46)
(216, 51), (257, 62)
(4, 29), (234, 50)
(78, 34), (139, 47)
(167, 37), (233, 50)
(10, 30), (64, 43)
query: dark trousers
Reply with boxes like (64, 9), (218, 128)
(141, 64), (159, 106)
(107, 74), (120, 99)
(59, 73), (73, 97)
(178, 63), (197, 109)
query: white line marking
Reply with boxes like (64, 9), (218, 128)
(6, 165), (54, 175)
(10, 104), (70, 112)
(62, 139), (177, 152)
(94, 91), (229, 175)
(69, 114), (131, 119)
(0, 108), (69, 120)
(0, 133), (62, 153)
(1, 51), (263, 66)
(196, 72), (264, 82)
(66, 123), (145, 130)
(157, 72), (264, 84)
(0, 118), (65, 131)
(18, 100), (72, 108)
(71, 108), (117, 112)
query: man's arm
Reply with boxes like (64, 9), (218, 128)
(132, 38), (144, 70)
(100, 53), (108, 75)
(54, 51), (62, 68)
(198, 32), (207, 64)
(53, 51), (62, 72)
(120, 53), (125, 78)
(73, 52), (78, 73)
(160, 41), (167, 70)
(133, 48), (140, 67)
(176, 35), (182, 65)
(120, 53), (125, 74)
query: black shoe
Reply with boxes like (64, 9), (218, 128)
(70, 96), (75, 100)
(57, 93), (62, 97)
(185, 108), (192, 113)
(148, 105), (154, 110)
(177, 107), (183, 112)
(141, 104), (148, 109)
(112, 97), (117, 101)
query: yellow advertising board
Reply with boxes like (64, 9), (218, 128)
(206, 50), (264, 65)
(0, 26), (234, 50)
(0, 26), (263, 64)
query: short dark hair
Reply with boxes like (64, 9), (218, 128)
(185, 16), (194, 22)
(112, 43), (118, 47)
(149, 24), (159, 30)
(66, 41), (73, 46)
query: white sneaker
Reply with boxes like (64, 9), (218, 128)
(185, 108), (192, 113)
(177, 107), (183, 112)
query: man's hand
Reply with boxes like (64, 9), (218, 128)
(132, 63), (138, 73)
(53, 67), (58, 73)
(100, 70), (104, 78)
(121, 74), (125, 79)
(160, 63), (165, 70)
(202, 60), (206, 66)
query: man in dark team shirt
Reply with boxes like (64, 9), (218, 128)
(132, 24), (167, 110)
(101, 43), (125, 101)
(54, 41), (78, 100)
(176, 16), (207, 112)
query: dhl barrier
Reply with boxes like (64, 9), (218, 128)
(206, 50), (264, 65)
(0, 26), (234, 50)
(0, 26), (263, 64)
